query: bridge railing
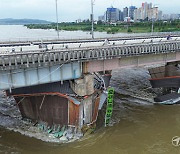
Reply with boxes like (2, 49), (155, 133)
(0, 41), (180, 70)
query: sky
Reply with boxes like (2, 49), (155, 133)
(0, 0), (179, 22)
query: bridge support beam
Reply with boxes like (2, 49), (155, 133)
(0, 62), (81, 90)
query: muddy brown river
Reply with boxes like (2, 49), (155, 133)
(1, 67), (180, 154)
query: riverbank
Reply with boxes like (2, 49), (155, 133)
(25, 20), (180, 34)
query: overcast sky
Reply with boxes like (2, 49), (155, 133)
(0, 0), (179, 22)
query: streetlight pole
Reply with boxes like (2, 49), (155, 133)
(55, 0), (60, 39)
(151, 17), (154, 33)
(91, 0), (95, 39)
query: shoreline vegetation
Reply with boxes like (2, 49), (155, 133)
(25, 20), (180, 34)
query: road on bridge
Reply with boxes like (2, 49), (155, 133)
(0, 34), (179, 54)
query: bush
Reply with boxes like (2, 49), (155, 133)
(106, 27), (119, 34)
(127, 28), (132, 33)
(81, 26), (91, 31)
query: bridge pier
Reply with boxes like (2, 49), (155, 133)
(149, 61), (180, 104)
(6, 72), (112, 138)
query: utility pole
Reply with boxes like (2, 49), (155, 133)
(55, 0), (60, 39)
(91, 0), (95, 39)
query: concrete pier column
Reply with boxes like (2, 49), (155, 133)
(70, 74), (94, 96)
(70, 74), (95, 128)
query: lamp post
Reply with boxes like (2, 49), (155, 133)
(91, 0), (95, 39)
(151, 17), (154, 33)
(55, 0), (60, 39)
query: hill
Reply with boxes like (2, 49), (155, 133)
(0, 18), (52, 25)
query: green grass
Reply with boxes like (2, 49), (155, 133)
(25, 20), (180, 34)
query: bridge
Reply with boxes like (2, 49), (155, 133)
(1, 34), (180, 138)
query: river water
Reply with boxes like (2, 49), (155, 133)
(0, 25), (136, 42)
(0, 26), (180, 154)
(0, 25), (174, 42)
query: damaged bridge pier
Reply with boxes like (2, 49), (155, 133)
(11, 73), (109, 129)
(0, 38), (180, 137)
(4, 62), (111, 132)
(1, 58), (112, 135)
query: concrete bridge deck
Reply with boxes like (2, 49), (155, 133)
(0, 33), (179, 46)
(0, 34), (179, 53)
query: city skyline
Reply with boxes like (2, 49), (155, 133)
(0, 0), (179, 22)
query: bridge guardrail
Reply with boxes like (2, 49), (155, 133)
(0, 41), (180, 70)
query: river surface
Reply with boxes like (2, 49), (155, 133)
(0, 26), (180, 154)
(0, 25), (174, 42)
(0, 25), (137, 42)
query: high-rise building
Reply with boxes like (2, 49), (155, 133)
(147, 7), (159, 21)
(106, 7), (120, 22)
(129, 6), (136, 20)
(170, 14), (180, 20)
(119, 10), (124, 21)
(134, 9), (138, 21)
(98, 15), (105, 21)
(152, 7), (159, 20)
(134, 7), (143, 21)
(123, 7), (129, 20)
(143, 2), (150, 20)
(134, 2), (160, 21)
(162, 14), (170, 20)
(99, 2), (167, 22)
(148, 3), (152, 9)
(158, 11), (162, 20)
